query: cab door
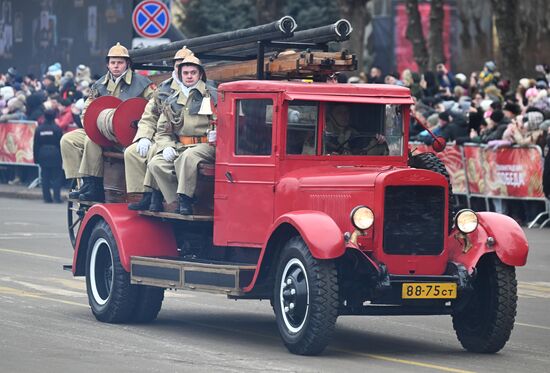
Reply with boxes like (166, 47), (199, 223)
(213, 93), (279, 247)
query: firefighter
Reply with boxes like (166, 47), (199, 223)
(125, 46), (194, 211)
(148, 56), (217, 215)
(61, 42), (154, 202)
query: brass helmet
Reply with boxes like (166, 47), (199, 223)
(173, 46), (194, 62)
(107, 42), (130, 58)
(180, 55), (202, 68)
(178, 55), (206, 82)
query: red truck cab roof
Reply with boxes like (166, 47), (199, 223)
(219, 81), (414, 104)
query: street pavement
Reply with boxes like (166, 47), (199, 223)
(0, 195), (549, 372)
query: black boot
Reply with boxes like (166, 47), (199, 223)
(69, 177), (91, 199)
(149, 189), (164, 212)
(128, 192), (152, 211)
(79, 177), (105, 202)
(177, 194), (193, 215)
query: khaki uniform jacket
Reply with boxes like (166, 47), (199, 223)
(133, 77), (180, 142)
(81, 70), (154, 126)
(155, 80), (215, 152)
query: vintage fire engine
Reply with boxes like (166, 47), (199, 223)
(65, 18), (528, 355)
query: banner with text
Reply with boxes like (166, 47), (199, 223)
(0, 121), (37, 165)
(411, 143), (544, 199)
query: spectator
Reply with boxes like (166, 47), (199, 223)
(0, 94), (27, 122)
(26, 93), (46, 124)
(55, 98), (78, 133)
(367, 66), (384, 84)
(33, 109), (63, 203)
(436, 63), (455, 92)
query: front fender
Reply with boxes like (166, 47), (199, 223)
(448, 211), (528, 272)
(243, 210), (346, 292)
(72, 203), (178, 275)
(269, 211), (346, 259)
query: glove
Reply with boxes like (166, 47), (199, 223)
(136, 138), (152, 157)
(162, 147), (177, 162)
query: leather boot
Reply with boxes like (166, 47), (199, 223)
(128, 192), (152, 211)
(177, 193), (193, 215)
(149, 189), (164, 212)
(69, 177), (91, 199)
(79, 177), (105, 202)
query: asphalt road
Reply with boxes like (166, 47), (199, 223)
(1, 197), (549, 373)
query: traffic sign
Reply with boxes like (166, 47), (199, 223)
(132, 0), (170, 39)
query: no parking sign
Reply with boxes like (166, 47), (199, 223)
(132, 0), (171, 39)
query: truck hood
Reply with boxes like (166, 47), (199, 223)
(277, 164), (398, 190)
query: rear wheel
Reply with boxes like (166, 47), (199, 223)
(452, 254), (517, 353)
(86, 220), (139, 323)
(132, 286), (164, 323)
(273, 237), (339, 355)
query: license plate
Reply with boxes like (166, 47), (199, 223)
(402, 283), (457, 299)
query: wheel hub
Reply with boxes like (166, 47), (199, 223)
(280, 259), (309, 332)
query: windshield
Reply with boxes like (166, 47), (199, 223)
(286, 101), (404, 156)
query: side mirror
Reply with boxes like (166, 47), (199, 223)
(432, 136), (447, 152)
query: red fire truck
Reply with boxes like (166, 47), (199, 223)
(65, 20), (528, 356)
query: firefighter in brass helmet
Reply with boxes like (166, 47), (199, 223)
(60, 42), (154, 202)
(124, 46), (194, 211)
(148, 55), (217, 215)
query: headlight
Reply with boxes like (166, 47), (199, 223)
(350, 205), (374, 230)
(455, 209), (478, 234)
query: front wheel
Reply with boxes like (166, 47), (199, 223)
(85, 220), (139, 323)
(273, 237), (339, 355)
(452, 254), (517, 353)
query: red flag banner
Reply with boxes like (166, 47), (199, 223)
(0, 121), (37, 165)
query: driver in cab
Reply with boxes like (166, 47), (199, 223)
(323, 104), (388, 155)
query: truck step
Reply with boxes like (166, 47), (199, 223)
(138, 210), (213, 222)
(130, 256), (256, 296)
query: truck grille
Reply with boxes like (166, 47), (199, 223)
(383, 186), (445, 255)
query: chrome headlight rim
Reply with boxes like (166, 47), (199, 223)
(350, 205), (374, 231)
(454, 209), (478, 234)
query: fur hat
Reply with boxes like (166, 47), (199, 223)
(525, 111), (544, 130)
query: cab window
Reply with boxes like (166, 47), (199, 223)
(235, 99), (273, 155)
(286, 101), (318, 155)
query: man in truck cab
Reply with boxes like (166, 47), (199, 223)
(148, 56), (217, 215)
(61, 42), (154, 202)
(302, 103), (389, 156)
(125, 46), (194, 211)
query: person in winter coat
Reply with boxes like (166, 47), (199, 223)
(33, 109), (63, 203)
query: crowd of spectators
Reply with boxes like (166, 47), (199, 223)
(0, 63), (93, 131)
(1, 59), (549, 222)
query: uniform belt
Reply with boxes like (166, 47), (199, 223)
(179, 136), (208, 145)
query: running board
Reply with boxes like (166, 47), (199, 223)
(130, 256), (256, 296)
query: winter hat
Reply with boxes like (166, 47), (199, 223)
(455, 73), (467, 85)
(526, 87), (539, 99)
(0, 86), (15, 100)
(47, 62), (62, 76)
(438, 111), (450, 122)
(503, 103), (521, 116)
(519, 78), (531, 89)
(44, 109), (57, 122)
(490, 110), (504, 123)
(535, 80), (548, 89)
(525, 111), (544, 130)
(484, 61), (496, 72)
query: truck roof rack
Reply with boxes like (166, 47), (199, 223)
(130, 17), (356, 81)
